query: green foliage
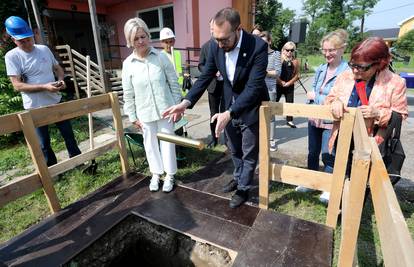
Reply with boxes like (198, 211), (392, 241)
(395, 30), (414, 54)
(301, 0), (380, 56)
(255, 0), (295, 49)
(0, 76), (23, 116)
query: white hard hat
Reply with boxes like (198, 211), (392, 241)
(159, 27), (175, 40)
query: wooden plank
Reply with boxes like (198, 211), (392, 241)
(73, 59), (102, 80)
(0, 112), (21, 135)
(352, 111), (371, 153)
(65, 46), (80, 99)
(0, 140), (117, 208)
(337, 151), (370, 266)
(267, 102), (334, 120)
(337, 112), (372, 266)
(326, 110), (356, 228)
(18, 112), (61, 213)
(49, 140), (117, 177)
(109, 93), (129, 173)
(271, 164), (332, 192)
(259, 105), (271, 209)
(0, 173), (41, 208)
(369, 138), (414, 267)
(74, 65), (103, 87)
(30, 94), (111, 127)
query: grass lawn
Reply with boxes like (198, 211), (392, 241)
(0, 125), (413, 266)
(298, 53), (414, 74)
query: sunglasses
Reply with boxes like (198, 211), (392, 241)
(348, 62), (377, 72)
(285, 49), (295, 52)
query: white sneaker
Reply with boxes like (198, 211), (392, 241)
(162, 174), (174, 193)
(295, 186), (314, 193)
(149, 174), (160, 192)
(319, 191), (330, 204)
(270, 140), (277, 152)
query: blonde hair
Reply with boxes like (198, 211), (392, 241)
(124, 17), (150, 48)
(320, 28), (348, 49)
(281, 41), (296, 62)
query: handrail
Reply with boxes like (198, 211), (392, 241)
(0, 93), (129, 213)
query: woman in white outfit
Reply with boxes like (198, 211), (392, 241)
(122, 18), (182, 192)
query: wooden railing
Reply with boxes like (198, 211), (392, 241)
(0, 93), (129, 213)
(259, 102), (414, 266)
(55, 45), (123, 101)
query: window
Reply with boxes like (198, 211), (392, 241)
(138, 5), (174, 40)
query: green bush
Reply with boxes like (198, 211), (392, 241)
(395, 30), (414, 54)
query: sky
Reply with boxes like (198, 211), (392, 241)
(281, 0), (414, 30)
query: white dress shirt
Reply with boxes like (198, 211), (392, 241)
(225, 30), (243, 86)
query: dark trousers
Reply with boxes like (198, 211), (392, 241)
(208, 81), (224, 142)
(225, 120), (259, 191)
(276, 86), (294, 122)
(307, 122), (335, 173)
(35, 119), (81, 166)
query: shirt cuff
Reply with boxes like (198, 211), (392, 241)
(182, 99), (192, 108)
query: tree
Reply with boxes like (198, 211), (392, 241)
(395, 30), (414, 54)
(255, 0), (295, 49)
(349, 0), (379, 36)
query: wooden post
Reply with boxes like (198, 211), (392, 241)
(87, 0), (110, 92)
(66, 45), (80, 99)
(30, 0), (46, 44)
(337, 153), (370, 266)
(109, 93), (129, 173)
(338, 111), (371, 266)
(326, 111), (355, 228)
(17, 112), (60, 213)
(259, 104), (271, 209)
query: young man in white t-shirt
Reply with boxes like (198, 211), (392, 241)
(4, 16), (81, 166)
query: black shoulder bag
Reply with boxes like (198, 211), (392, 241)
(377, 111), (406, 185)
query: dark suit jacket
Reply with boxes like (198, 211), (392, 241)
(198, 39), (217, 94)
(187, 30), (269, 126)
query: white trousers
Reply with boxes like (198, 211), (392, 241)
(142, 119), (177, 175)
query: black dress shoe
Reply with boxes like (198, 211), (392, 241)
(229, 190), (248, 208)
(222, 179), (238, 193)
(207, 138), (218, 148)
(287, 121), (297, 128)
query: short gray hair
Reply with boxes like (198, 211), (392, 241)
(124, 17), (150, 48)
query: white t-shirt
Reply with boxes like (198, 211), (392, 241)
(5, 44), (61, 109)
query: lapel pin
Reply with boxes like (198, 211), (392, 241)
(243, 53), (246, 57)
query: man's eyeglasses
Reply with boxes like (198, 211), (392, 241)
(348, 62), (377, 72)
(285, 49), (295, 52)
(214, 30), (237, 45)
(320, 48), (337, 54)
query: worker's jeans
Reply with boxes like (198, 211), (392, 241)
(35, 120), (81, 166)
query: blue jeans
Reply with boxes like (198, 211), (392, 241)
(225, 120), (259, 191)
(307, 122), (335, 173)
(35, 120), (81, 166)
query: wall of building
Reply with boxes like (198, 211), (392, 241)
(399, 17), (414, 38)
(198, 0), (232, 46)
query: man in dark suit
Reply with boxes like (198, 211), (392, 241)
(198, 19), (224, 147)
(163, 7), (269, 208)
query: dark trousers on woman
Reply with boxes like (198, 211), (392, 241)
(35, 119), (81, 166)
(307, 122), (335, 173)
(276, 86), (294, 122)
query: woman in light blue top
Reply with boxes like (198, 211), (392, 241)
(296, 29), (349, 204)
(122, 17), (181, 193)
